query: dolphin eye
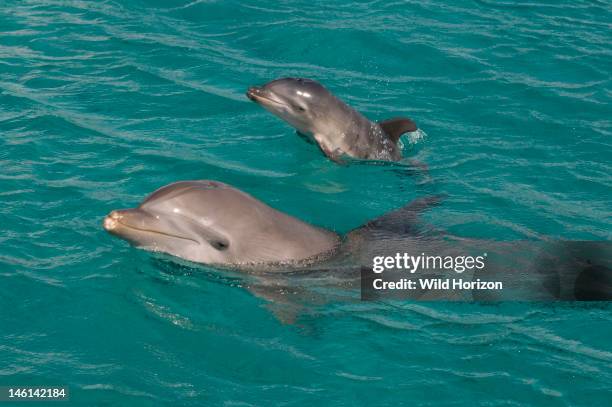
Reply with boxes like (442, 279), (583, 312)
(211, 240), (229, 251)
(294, 105), (306, 112)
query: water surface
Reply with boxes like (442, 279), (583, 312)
(1, 0), (611, 405)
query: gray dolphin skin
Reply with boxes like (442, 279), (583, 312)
(104, 181), (611, 302)
(104, 181), (340, 268)
(247, 78), (417, 162)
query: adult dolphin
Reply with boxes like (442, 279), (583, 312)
(247, 78), (418, 162)
(104, 180), (340, 267)
(104, 180), (611, 302)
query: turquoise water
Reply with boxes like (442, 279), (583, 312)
(1, 0), (611, 405)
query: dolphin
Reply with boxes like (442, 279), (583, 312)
(246, 78), (418, 162)
(104, 180), (611, 303)
(103, 180), (340, 268)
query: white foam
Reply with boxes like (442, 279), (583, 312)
(406, 128), (428, 145)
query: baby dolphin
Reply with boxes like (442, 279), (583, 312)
(247, 77), (418, 162)
(103, 181), (339, 268)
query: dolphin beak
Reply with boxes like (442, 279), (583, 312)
(246, 87), (285, 108)
(103, 208), (151, 234)
(103, 208), (198, 245)
(246, 86), (262, 101)
(103, 210), (123, 232)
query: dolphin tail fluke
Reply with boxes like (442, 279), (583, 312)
(379, 117), (418, 144)
(574, 263), (612, 300)
(564, 242), (612, 300)
(537, 241), (612, 300)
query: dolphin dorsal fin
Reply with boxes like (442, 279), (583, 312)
(379, 117), (418, 144)
(363, 194), (445, 234)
